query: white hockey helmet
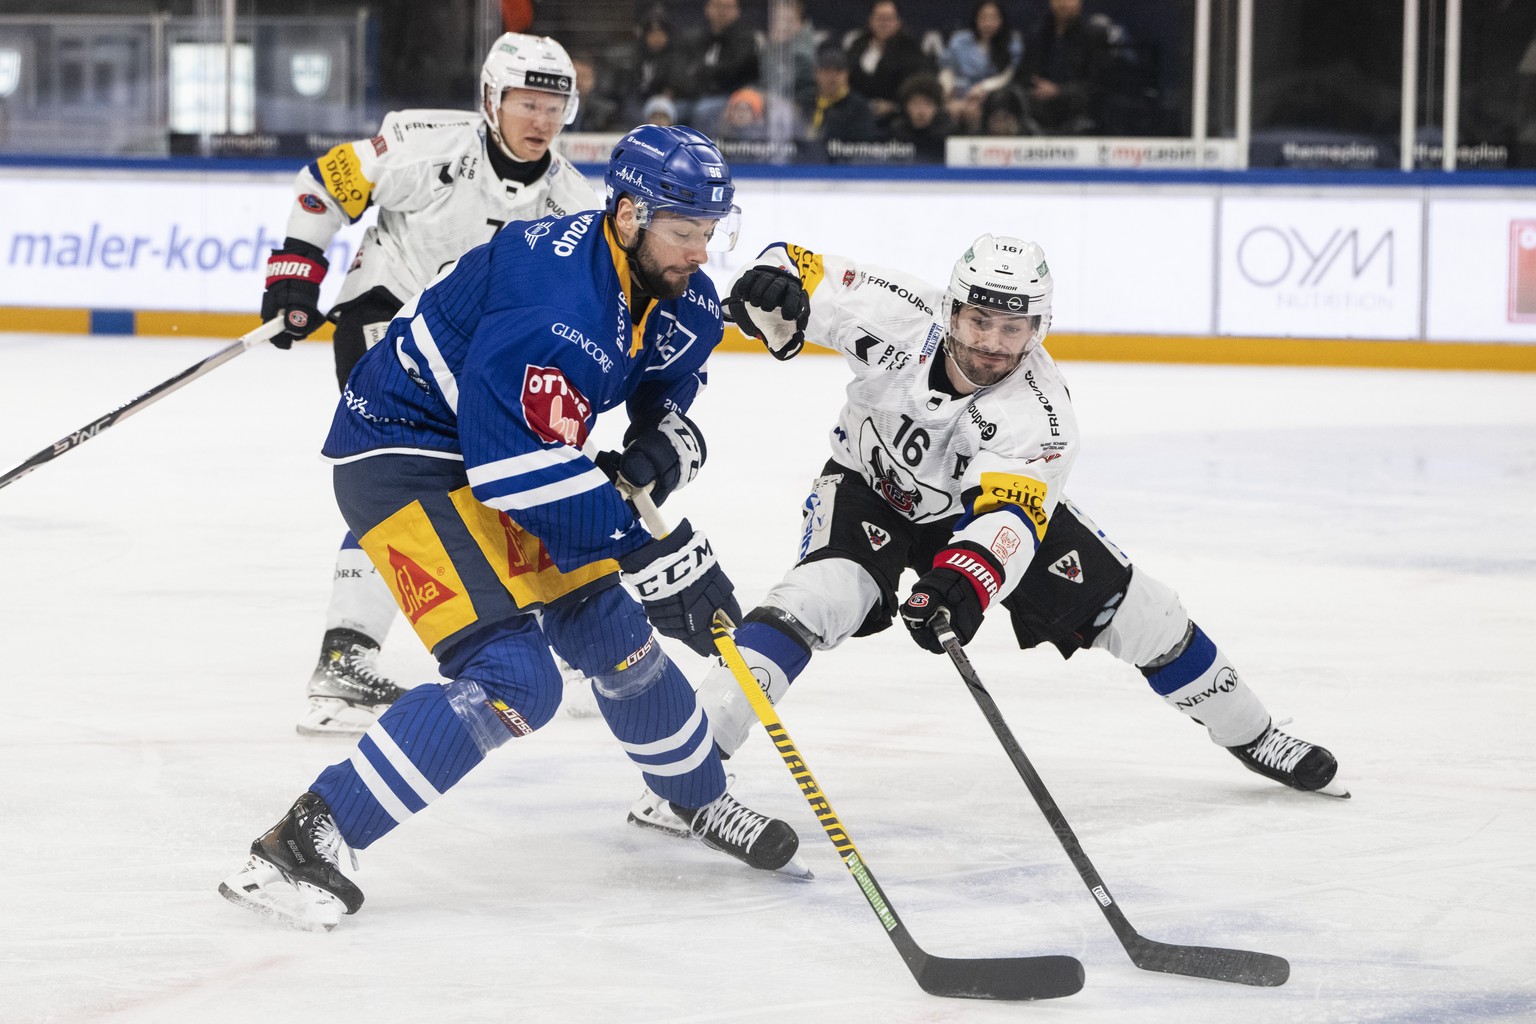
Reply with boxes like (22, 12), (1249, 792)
(946, 233), (1053, 343)
(480, 33), (580, 144)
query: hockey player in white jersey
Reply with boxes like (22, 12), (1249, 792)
(631, 234), (1343, 837)
(258, 33), (601, 736)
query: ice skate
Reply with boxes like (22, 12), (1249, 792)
(627, 786), (692, 838)
(1227, 719), (1349, 798)
(672, 790), (812, 879)
(218, 792), (364, 931)
(297, 628), (408, 736)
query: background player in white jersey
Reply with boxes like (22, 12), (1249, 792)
(632, 234), (1343, 835)
(221, 126), (804, 932)
(258, 33), (601, 736)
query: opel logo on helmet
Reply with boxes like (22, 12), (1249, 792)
(1006, 295), (1025, 311)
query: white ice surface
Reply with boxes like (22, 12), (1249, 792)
(1, 334), (1534, 1024)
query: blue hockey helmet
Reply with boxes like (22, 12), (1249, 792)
(605, 124), (740, 251)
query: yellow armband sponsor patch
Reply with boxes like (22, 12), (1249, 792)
(782, 243), (826, 296)
(357, 501), (477, 651)
(316, 141), (374, 220)
(975, 472), (1050, 542)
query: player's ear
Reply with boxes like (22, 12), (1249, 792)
(613, 196), (640, 245)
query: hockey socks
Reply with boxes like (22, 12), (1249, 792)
(325, 532), (400, 642)
(311, 684), (484, 849)
(594, 644), (727, 811)
(1141, 623), (1269, 747)
(696, 610), (814, 758)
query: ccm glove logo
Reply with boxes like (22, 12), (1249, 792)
(630, 537), (714, 599)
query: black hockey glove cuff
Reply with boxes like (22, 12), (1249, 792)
(261, 237), (329, 349)
(724, 265), (809, 361)
(900, 543), (1003, 654)
(614, 410), (707, 506)
(620, 519), (742, 658)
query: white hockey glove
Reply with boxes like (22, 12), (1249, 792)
(725, 251), (809, 361)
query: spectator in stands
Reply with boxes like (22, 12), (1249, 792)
(807, 44), (878, 157)
(568, 52), (622, 132)
(617, 7), (693, 126)
(764, 0), (821, 114)
(715, 87), (770, 141)
(943, 0), (1022, 100)
(1017, 0), (1112, 135)
(642, 94), (678, 127)
(689, 0), (762, 129)
(845, 0), (934, 126)
(887, 72), (952, 163)
(980, 81), (1033, 136)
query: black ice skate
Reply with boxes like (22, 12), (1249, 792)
(219, 792), (364, 930)
(1227, 720), (1349, 798)
(670, 791), (812, 879)
(298, 628), (408, 737)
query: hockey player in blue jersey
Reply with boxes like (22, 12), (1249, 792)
(220, 125), (803, 931)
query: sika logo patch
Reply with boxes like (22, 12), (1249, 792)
(521, 365), (592, 446)
(387, 545), (458, 622)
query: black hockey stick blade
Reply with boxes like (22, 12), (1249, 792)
(0, 317), (284, 492)
(934, 613), (1289, 987)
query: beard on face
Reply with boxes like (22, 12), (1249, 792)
(945, 334), (1022, 387)
(632, 230), (694, 300)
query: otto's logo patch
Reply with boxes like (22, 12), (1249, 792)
(387, 545), (457, 622)
(521, 366), (592, 447)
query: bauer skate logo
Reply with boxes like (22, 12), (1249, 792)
(386, 546), (457, 623)
(520, 365), (592, 446)
(862, 522), (890, 550)
(1091, 884), (1112, 907)
(1049, 551), (1084, 582)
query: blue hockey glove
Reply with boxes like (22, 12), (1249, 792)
(261, 237), (329, 349)
(725, 264), (809, 360)
(613, 410), (706, 507)
(900, 544), (1003, 653)
(620, 519), (742, 657)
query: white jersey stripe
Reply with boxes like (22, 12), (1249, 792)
(409, 313), (460, 412)
(480, 464), (611, 510)
(465, 445), (585, 487)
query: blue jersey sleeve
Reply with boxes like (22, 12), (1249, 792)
(457, 308), (648, 570)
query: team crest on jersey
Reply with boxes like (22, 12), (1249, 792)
(646, 310), (698, 370)
(859, 419), (953, 519)
(298, 193), (327, 214)
(387, 545), (458, 622)
(1049, 550), (1084, 583)
(862, 522), (890, 550)
(521, 366), (592, 446)
(990, 527), (1022, 563)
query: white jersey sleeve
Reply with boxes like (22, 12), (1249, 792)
(773, 242), (1080, 601)
(283, 109), (602, 307)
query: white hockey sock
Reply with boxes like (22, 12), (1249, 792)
(1149, 635), (1270, 747)
(325, 544), (400, 644)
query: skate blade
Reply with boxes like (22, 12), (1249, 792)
(296, 697), (380, 738)
(774, 851), (815, 881)
(219, 857), (343, 932)
(1314, 777), (1352, 799)
(626, 790), (691, 839)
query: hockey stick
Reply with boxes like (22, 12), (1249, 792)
(627, 488), (1084, 1001)
(0, 317), (286, 492)
(932, 610), (1290, 987)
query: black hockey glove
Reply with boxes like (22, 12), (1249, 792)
(620, 519), (742, 657)
(900, 543), (1004, 654)
(260, 237), (329, 349)
(725, 264), (809, 360)
(611, 410), (707, 507)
